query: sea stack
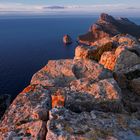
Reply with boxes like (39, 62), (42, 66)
(63, 34), (72, 45)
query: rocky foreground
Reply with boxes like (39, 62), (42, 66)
(0, 13), (140, 140)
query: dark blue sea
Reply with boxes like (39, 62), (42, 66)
(0, 15), (140, 99)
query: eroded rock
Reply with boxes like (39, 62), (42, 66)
(46, 107), (140, 140)
(0, 85), (51, 139)
(65, 78), (122, 112)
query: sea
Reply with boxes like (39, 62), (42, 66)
(0, 15), (140, 99)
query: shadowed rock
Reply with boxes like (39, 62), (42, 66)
(46, 107), (140, 140)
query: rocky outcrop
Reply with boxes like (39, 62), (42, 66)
(46, 107), (140, 140)
(0, 14), (140, 140)
(78, 13), (140, 45)
(63, 34), (72, 45)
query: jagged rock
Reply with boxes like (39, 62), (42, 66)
(78, 13), (140, 45)
(99, 45), (140, 72)
(75, 41), (113, 61)
(1, 120), (46, 140)
(46, 107), (140, 140)
(0, 85), (51, 139)
(63, 34), (72, 45)
(0, 94), (11, 119)
(74, 45), (97, 60)
(31, 59), (112, 87)
(31, 59), (76, 87)
(65, 78), (122, 112)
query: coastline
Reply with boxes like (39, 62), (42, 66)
(0, 13), (140, 139)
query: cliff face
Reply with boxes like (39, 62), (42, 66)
(0, 14), (140, 140)
(78, 13), (140, 45)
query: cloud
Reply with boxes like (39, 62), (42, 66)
(127, 7), (139, 10)
(0, 2), (140, 16)
(43, 6), (65, 10)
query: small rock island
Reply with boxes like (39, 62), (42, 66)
(63, 34), (72, 45)
(0, 13), (140, 140)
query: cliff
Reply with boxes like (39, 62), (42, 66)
(78, 13), (140, 45)
(0, 14), (140, 140)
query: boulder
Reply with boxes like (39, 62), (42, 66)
(99, 45), (140, 72)
(129, 78), (140, 95)
(74, 45), (97, 60)
(63, 34), (72, 45)
(46, 107), (140, 140)
(0, 85), (51, 139)
(75, 41), (113, 61)
(65, 78), (122, 112)
(1, 120), (46, 140)
(31, 59), (112, 87)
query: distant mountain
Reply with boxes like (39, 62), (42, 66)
(78, 13), (140, 45)
(43, 6), (65, 10)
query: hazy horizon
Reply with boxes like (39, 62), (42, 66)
(0, 0), (140, 17)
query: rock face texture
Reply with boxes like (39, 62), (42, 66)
(0, 13), (140, 140)
(46, 108), (140, 140)
(63, 34), (72, 45)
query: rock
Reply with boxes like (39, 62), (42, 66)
(99, 51), (116, 71)
(99, 45), (140, 72)
(31, 59), (76, 87)
(74, 45), (97, 60)
(78, 13), (140, 45)
(118, 34), (138, 46)
(65, 78), (122, 112)
(75, 41), (113, 61)
(0, 94), (11, 119)
(1, 120), (46, 140)
(129, 78), (140, 95)
(63, 34), (72, 45)
(46, 107), (140, 140)
(31, 59), (112, 87)
(0, 85), (51, 139)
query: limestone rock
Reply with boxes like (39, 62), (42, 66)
(63, 34), (72, 45)
(46, 107), (140, 140)
(78, 13), (140, 45)
(0, 85), (51, 139)
(31, 59), (76, 87)
(65, 78), (122, 112)
(74, 45), (97, 60)
(75, 41), (113, 61)
(31, 59), (112, 87)
(99, 45), (140, 72)
(129, 78), (140, 95)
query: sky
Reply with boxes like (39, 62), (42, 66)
(0, 0), (140, 16)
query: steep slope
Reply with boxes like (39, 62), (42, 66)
(78, 13), (140, 45)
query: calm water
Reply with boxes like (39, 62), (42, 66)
(0, 16), (140, 99)
(0, 16), (95, 98)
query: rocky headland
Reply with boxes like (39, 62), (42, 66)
(0, 13), (140, 140)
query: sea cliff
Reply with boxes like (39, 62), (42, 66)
(0, 13), (140, 140)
